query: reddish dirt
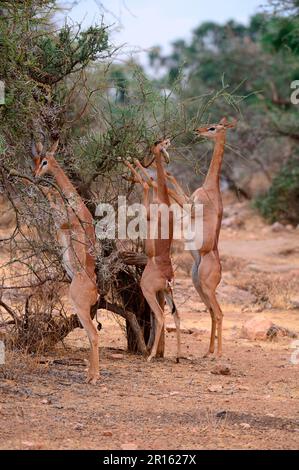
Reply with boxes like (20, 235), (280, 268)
(0, 201), (299, 449)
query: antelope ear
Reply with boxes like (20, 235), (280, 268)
(220, 117), (228, 125)
(225, 118), (237, 129)
(36, 142), (43, 154)
(49, 139), (59, 155)
(31, 140), (42, 158)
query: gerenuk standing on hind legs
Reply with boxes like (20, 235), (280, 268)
(125, 139), (181, 363)
(191, 118), (237, 359)
(159, 118), (236, 359)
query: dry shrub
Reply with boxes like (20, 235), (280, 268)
(0, 349), (45, 381)
(174, 252), (193, 276)
(231, 271), (299, 309)
(1, 282), (79, 354)
(221, 255), (248, 274)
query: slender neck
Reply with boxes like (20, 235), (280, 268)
(155, 152), (170, 205)
(203, 132), (226, 189)
(154, 152), (173, 257)
(50, 161), (79, 201)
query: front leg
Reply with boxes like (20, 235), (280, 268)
(70, 277), (99, 384)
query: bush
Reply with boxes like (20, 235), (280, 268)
(254, 157), (299, 225)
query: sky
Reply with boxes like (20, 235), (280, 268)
(60, 0), (265, 65)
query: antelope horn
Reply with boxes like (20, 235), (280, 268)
(31, 134), (39, 158)
(161, 147), (170, 164)
(31, 139), (38, 158)
(31, 130), (46, 157)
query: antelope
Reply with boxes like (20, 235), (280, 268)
(125, 139), (181, 362)
(31, 136), (99, 383)
(131, 118), (236, 358)
(162, 118), (236, 357)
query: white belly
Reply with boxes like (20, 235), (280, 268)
(58, 232), (75, 279)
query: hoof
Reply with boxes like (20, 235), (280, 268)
(147, 355), (153, 363)
(203, 350), (214, 359)
(176, 357), (180, 364)
(86, 373), (99, 385)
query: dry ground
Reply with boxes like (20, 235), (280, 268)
(0, 200), (299, 450)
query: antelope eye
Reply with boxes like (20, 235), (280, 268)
(41, 160), (48, 167)
(208, 127), (216, 132)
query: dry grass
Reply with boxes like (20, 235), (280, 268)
(230, 271), (298, 309)
(0, 350), (45, 381)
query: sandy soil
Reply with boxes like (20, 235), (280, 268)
(0, 201), (299, 450)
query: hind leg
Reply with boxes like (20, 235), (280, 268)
(147, 313), (155, 352)
(192, 259), (215, 356)
(165, 288), (181, 362)
(192, 251), (222, 357)
(142, 288), (165, 361)
(146, 292), (165, 356)
(70, 275), (99, 383)
(141, 276), (166, 362)
(198, 251), (223, 357)
(141, 263), (169, 361)
(156, 291), (165, 357)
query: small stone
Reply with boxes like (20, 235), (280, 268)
(240, 423), (251, 429)
(166, 324), (191, 334)
(241, 316), (274, 341)
(169, 391), (180, 396)
(22, 441), (44, 450)
(211, 365), (231, 376)
(252, 306), (264, 313)
(110, 353), (125, 360)
(121, 443), (138, 450)
(289, 297), (299, 309)
(41, 398), (51, 405)
(242, 307), (250, 313)
(271, 222), (284, 232)
(237, 385), (249, 391)
(208, 385), (223, 393)
(102, 430), (113, 437)
(74, 423), (84, 430)
(190, 328), (209, 338)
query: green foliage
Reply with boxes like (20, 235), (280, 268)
(255, 157), (299, 225)
(146, 3), (299, 196)
(32, 24), (109, 84)
(261, 17), (299, 55)
(0, 0), (110, 168)
(0, 133), (7, 155)
(72, 65), (211, 180)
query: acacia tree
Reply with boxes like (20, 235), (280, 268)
(0, 0), (113, 352)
